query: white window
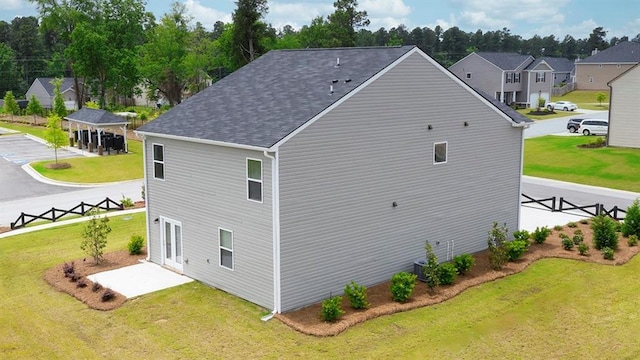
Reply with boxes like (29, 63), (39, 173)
(535, 72), (546, 83)
(153, 144), (164, 180)
(434, 142), (448, 164)
(219, 228), (234, 270)
(505, 73), (512, 83)
(466, 72), (472, 79)
(247, 158), (262, 202)
(514, 73), (521, 83)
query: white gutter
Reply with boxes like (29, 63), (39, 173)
(135, 130), (270, 153)
(500, 70), (505, 103)
(262, 149), (281, 319)
(140, 134), (151, 262)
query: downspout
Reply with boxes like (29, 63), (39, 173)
(606, 82), (613, 146)
(500, 70), (505, 103)
(527, 71), (531, 108)
(140, 134), (151, 262)
(262, 149), (281, 320)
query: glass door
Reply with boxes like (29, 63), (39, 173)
(161, 217), (183, 272)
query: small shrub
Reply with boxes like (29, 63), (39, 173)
(572, 230), (584, 244)
(390, 272), (417, 302)
(553, 225), (563, 231)
(120, 195), (134, 208)
(344, 281), (369, 309)
(531, 226), (551, 244)
(101, 288), (116, 302)
(614, 221), (622, 233)
(580, 219), (589, 225)
(92, 282), (102, 293)
(423, 244), (440, 294)
(76, 279), (87, 288)
(567, 222), (578, 228)
(62, 262), (75, 277)
(69, 273), (80, 282)
(562, 237), (574, 250)
(621, 200), (640, 238)
(127, 234), (145, 255)
(488, 222), (509, 270)
(627, 234), (638, 247)
(452, 253), (475, 275)
(591, 215), (618, 250)
(320, 296), (344, 322)
(512, 230), (530, 242)
(601, 247), (614, 260)
(505, 239), (528, 261)
(578, 242), (589, 256)
(437, 262), (458, 285)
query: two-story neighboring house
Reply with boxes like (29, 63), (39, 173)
(25, 77), (83, 110)
(533, 57), (575, 86)
(450, 52), (568, 107)
(136, 46), (532, 313)
(575, 41), (640, 90)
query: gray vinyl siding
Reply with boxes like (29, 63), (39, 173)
(278, 52), (523, 311)
(608, 66), (640, 148)
(25, 80), (52, 108)
(144, 137), (274, 309)
(450, 54), (503, 99)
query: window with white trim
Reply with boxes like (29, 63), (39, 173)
(535, 72), (546, 83)
(514, 73), (521, 83)
(434, 142), (448, 164)
(247, 158), (262, 202)
(505, 73), (512, 83)
(153, 144), (164, 180)
(219, 228), (234, 270)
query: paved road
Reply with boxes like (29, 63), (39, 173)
(524, 109), (608, 138)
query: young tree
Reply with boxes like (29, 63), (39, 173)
(2, 90), (20, 119)
(596, 92), (607, 106)
(622, 200), (640, 238)
(423, 243), (440, 295)
(50, 78), (67, 117)
(488, 222), (509, 270)
(81, 208), (112, 265)
(25, 94), (44, 122)
(44, 114), (67, 165)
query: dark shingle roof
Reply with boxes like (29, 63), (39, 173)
(526, 57), (574, 72)
(475, 52), (533, 70)
(138, 46), (415, 148)
(473, 88), (532, 125)
(65, 108), (130, 126)
(580, 41), (640, 64)
(36, 77), (77, 96)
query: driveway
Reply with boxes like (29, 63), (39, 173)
(524, 109), (607, 138)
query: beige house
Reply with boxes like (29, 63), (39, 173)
(575, 42), (640, 90)
(607, 63), (640, 148)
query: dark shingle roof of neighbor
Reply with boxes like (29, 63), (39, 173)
(36, 77), (77, 96)
(65, 108), (130, 125)
(138, 46), (530, 148)
(579, 41), (640, 63)
(526, 57), (575, 72)
(473, 88), (532, 125)
(475, 52), (533, 70)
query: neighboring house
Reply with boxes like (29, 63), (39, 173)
(533, 57), (575, 86)
(136, 46), (532, 313)
(575, 41), (640, 90)
(607, 63), (640, 148)
(449, 52), (555, 107)
(25, 77), (83, 110)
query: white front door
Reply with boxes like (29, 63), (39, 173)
(161, 217), (183, 272)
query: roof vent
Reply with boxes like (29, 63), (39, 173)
(344, 78), (352, 83)
(329, 85), (334, 95)
(335, 57), (340, 67)
(332, 79), (338, 83)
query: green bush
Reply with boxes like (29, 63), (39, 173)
(531, 226), (551, 244)
(578, 242), (589, 256)
(601, 247), (614, 260)
(120, 194), (134, 208)
(452, 253), (475, 275)
(390, 272), (417, 302)
(562, 237), (574, 250)
(591, 215), (619, 250)
(488, 222), (509, 270)
(580, 219), (589, 225)
(572, 230), (584, 244)
(621, 200), (640, 238)
(127, 234), (145, 255)
(567, 222), (578, 228)
(627, 234), (638, 247)
(344, 281), (369, 309)
(513, 230), (530, 242)
(321, 296), (344, 322)
(423, 243), (440, 294)
(505, 239), (528, 261)
(553, 225), (563, 231)
(437, 262), (458, 285)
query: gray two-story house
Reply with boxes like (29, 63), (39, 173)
(136, 46), (532, 313)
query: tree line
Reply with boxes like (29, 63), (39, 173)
(1, 0), (638, 109)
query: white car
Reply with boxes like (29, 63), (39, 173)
(547, 101), (578, 111)
(579, 119), (609, 136)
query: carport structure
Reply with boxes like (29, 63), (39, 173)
(65, 108), (129, 155)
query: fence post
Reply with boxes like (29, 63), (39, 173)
(552, 196), (557, 212)
(558, 197), (563, 212)
(51, 207), (56, 222)
(596, 204), (601, 216)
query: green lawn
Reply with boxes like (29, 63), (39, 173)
(0, 121), (49, 140)
(552, 90), (610, 111)
(516, 108), (584, 121)
(524, 136), (640, 192)
(3, 213), (640, 358)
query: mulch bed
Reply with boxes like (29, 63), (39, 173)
(276, 221), (640, 336)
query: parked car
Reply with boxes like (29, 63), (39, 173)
(567, 118), (586, 132)
(578, 119), (609, 135)
(547, 101), (578, 111)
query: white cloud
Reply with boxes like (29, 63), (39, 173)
(184, 0), (232, 28)
(360, 0), (411, 17)
(267, 1), (333, 29)
(452, 0), (571, 31)
(0, 0), (23, 10)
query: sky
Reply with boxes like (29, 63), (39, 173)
(1, 0), (639, 40)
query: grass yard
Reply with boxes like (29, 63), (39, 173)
(552, 90), (610, 111)
(524, 135), (640, 192)
(0, 121), (49, 140)
(3, 213), (640, 359)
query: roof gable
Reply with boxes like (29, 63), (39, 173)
(475, 52), (534, 70)
(580, 41), (640, 64)
(65, 108), (130, 126)
(35, 77), (77, 96)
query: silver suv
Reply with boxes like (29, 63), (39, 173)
(579, 119), (609, 136)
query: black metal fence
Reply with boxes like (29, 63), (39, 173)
(10, 197), (123, 230)
(522, 194), (627, 221)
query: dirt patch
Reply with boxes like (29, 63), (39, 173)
(44, 162), (72, 170)
(276, 221), (640, 336)
(43, 249), (146, 311)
